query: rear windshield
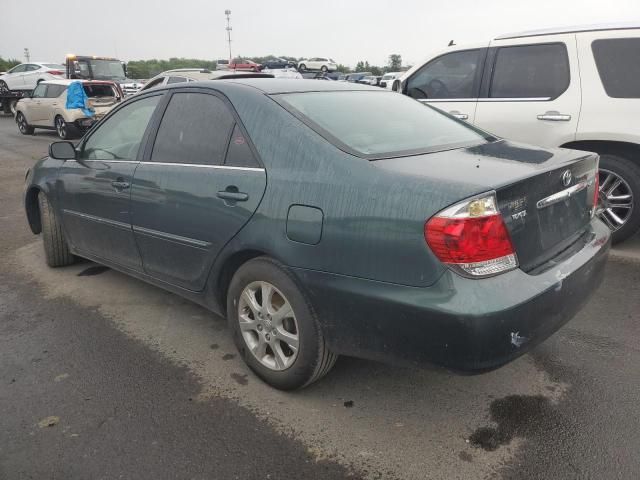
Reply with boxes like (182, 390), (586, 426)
(276, 91), (492, 159)
(83, 84), (116, 97)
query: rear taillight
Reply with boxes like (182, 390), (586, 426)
(48, 70), (64, 76)
(425, 192), (518, 278)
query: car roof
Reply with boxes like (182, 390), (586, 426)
(496, 21), (640, 40)
(189, 78), (377, 94)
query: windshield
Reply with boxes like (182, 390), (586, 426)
(276, 91), (492, 159)
(83, 60), (126, 81)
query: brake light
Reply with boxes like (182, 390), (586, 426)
(425, 192), (518, 278)
(48, 70), (64, 76)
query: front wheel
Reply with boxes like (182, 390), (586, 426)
(0, 80), (8, 93)
(597, 154), (640, 244)
(321, 65), (328, 72)
(227, 257), (337, 390)
(16, 112), (34, 135)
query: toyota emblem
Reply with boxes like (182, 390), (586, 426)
(561, 170), (572, 187)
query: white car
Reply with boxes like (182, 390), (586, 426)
(379, 71), (402, 89)
(298, 57), (337, 72)
(15, 79), (121, 140)
(260, 67), (303, 79)
(0, 63), (66, 91)
(139, 69), (273, 93)
(396, 23), (640, 243)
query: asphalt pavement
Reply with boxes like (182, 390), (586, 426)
(1, 115), (639, 480)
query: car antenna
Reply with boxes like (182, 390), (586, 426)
(448, 40), (455, 46)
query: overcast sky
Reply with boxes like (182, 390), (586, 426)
(1, 0), (638, 67)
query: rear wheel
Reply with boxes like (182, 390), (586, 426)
(38, 192), (75, 267)
(321, 65), (328, 72)
(16, 112), (34, 135)
(0, 80), (8, 93)
(227, 257), (337, 390)
(597, 154), (640, 244)
(55, 115), (80, 140)
(299, 63), (306, 72)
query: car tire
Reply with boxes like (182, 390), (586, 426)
(38, 192), (75, 267)
(227, 256), (337, 390)
(55, 115), (78, 140)
(0, 80), (8, 93)
(16, 112), (34, 135)
(598, 154), (640, 244)
(299, 63), (306, 72)
(321, 65), (328, 72)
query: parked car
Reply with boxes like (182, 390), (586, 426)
(229, 58), (260, 71)
(216, 59), (230, 70)
(139, 69), (273, 92)
(298, 58), (337, 72)
(346, 72), (372, 83)
(0, 63), (65, 91)
(360, 75), (381, 86)
(380, 71), (402, 89)
(396, 23), (640, 243)
(260, 68), (303, 79)
(15, 79), (121, 139)
(260, 58), (296, 70)
(25, 79), (609, 390)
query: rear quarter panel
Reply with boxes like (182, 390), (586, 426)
(223, 86), (491, 287)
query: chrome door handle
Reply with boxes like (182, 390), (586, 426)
(111, 180), (130, 191)
(217, 190), (249, 202)
(449, 110), (468, 120)
(537, 111), (571, 121)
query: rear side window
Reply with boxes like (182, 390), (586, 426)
(406, 49), (482, 99)
(277, 91), (491, 159)
(83, 84), (116, 97)
(225, 124), (260, 167)
(46, 84), (66, 98)
(151, 92), (235, 165)
(490, 43), (569, 99)
(592, 38), (640, 98)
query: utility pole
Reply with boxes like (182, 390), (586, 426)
(225, 10), (232, 65)
(24, 48), (30, 62)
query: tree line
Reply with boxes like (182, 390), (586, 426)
(0, 57), (21, 72)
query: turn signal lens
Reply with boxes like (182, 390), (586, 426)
(425, 192), (518, 278)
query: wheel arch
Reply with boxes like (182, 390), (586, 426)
(25, 186), (43, 234)
(561, 140), (640, 165)
(213, 249), (269, 315)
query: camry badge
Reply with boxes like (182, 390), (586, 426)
(561, 170), (572, 187)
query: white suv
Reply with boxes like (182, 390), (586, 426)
(298, 58), (337, 72)
(396, 23), (640, 243)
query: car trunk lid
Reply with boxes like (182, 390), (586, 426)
(373, 140), (599, 273)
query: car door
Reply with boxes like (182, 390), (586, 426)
(22, 64), (43, 90)
(404, 48), (487, 123)
(57, 93), (163, 270)
(130, 88), (267, 291)
(25, 83), (49, 125)
(4, 64), (27, 89)
(473, 36), (581, 147)
(43, 84), (67, 125)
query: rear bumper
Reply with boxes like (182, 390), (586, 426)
(293, 218), (610, 372)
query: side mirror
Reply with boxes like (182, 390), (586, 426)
(49, 141), (76, 160)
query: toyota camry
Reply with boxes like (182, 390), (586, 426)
(24, 80), (609, 390)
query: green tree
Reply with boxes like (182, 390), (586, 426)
(0, 56), (20, 73)
(388, 54), (402, 71)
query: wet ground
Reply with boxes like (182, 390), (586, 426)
(1, 115), (639, 479)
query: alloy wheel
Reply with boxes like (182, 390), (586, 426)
(56, 117), (66, 139)
(17, 113), (27, 133)
(597, 168), (634, 231)
(237, 281), (299, 371)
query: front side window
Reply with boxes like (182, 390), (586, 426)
(9, 64), (26, 73)
(151, 92), (235, 165)
(406, 49), (482, 100)
(490, 43), (569, 99)
(80, 95), (160, 160)
(592, 38), (640, 98)
(277, 90), (491, 158)
(31, 84), (47, 98)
